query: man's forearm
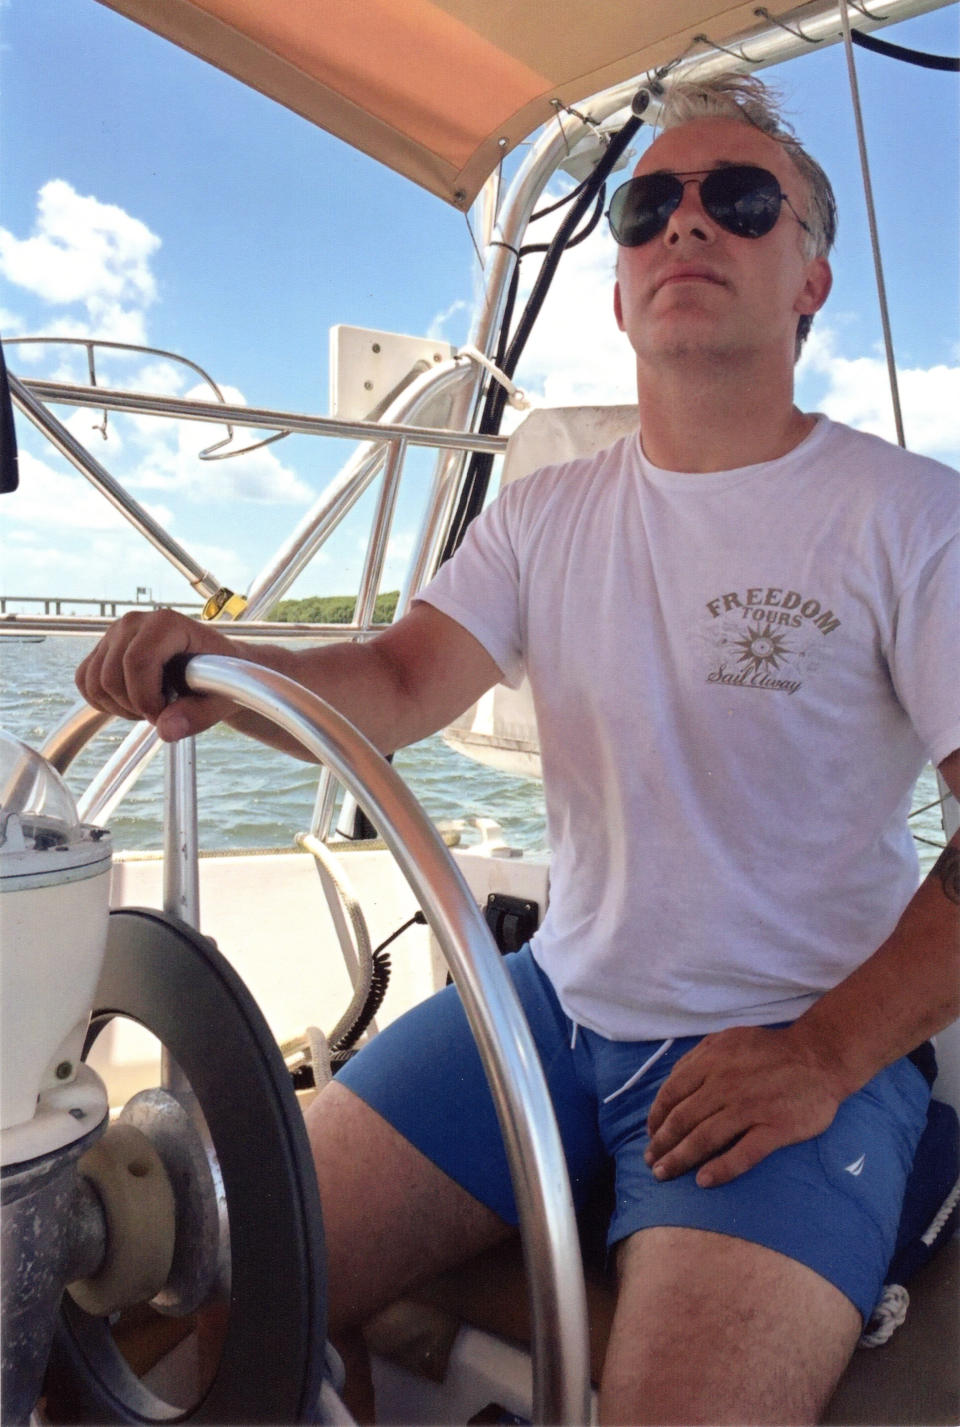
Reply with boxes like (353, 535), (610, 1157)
(788, 831), (960, 1098)
(223, 604), (501, 759)
(135, 601), (502, 761)
(220, 636), (416, 758)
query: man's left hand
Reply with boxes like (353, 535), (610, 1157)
(644, 1025), (845, 1188)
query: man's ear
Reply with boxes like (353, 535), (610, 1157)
(613, 278), (625, 331)
(796, 256), (832, 318)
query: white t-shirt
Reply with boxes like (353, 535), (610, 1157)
(417, 417), (960, 1039)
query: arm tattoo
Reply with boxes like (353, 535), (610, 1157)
(932, 846), (960, 906)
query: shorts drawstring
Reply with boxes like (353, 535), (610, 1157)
(602, 1037), (675, 1104)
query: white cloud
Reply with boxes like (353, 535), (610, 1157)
(116, 382), (314, 506)
(2, 531), (186, 604)
(428, 298), (471, 342)
(11, 308), (150, 347)
(129, 359), (191, 396)
(2, 182), (317, 602)
(189, 539), (243, 573)
(0, 181), (160, 331)
(64, 406), (122, 453)
(223, 449), (312, 504)
(510, 209), (635, 411)
(386, 527), (415, 563)
(3, 340), (92, 384)
(1, 453), (245, 601)
(41, 376), (315, 508)
(799, 324), (960, 462)
(6, 451), (172, 532)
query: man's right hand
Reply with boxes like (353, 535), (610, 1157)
(75, 608), (243, 743)
(76, 601), (503, 761)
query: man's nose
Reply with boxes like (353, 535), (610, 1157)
(663, 182), (716, 245)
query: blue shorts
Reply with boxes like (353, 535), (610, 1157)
(337, 946), (930, 1323)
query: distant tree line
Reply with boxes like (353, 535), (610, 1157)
(268, 591), (399, 624)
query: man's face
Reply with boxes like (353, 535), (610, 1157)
(612, 117), (831, 368)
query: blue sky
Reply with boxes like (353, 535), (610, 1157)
(2, 0), (958, 604)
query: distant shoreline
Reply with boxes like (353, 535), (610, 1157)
(270, 591), (398, 624)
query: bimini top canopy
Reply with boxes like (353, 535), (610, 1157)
(95, 0), (945, 208)
(88, 0), (847, 208)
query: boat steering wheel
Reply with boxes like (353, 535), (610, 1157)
(42, 654), (590, 1425)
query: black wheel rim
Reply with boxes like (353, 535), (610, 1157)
(44, 907), (326, 1424)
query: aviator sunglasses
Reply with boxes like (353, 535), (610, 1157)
(607, 164), (812, 246)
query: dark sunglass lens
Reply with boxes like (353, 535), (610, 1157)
(609, 173), (682, 246)
(702, 165), (781, 238)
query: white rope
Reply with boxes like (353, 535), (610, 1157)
(838, 0), (906, 447)
(859, 1282), (909, 1347)
(921, 1174), (960, 1247)
(457, 343), (530, 410)
(297, 830), (376, 1047)
(304, 1024), (333, 1090)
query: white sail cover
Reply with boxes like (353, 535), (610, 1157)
(443, 406), (641, 779)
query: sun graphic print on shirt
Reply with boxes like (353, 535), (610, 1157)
(699, 586), (843, 697)
(731, 623), (793, 675)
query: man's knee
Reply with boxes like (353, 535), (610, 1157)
(600, 1227), (861, 1425)
(304, 1080), (509, 1330)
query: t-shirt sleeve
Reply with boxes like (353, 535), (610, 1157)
(413, 487), (526, 688)
(888, 531), (960, 768)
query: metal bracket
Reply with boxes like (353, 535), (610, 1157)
(329, 325), (454, 421)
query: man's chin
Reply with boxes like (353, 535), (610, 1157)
(639, 328), (748, 366)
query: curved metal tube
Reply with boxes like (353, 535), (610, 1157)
(177, 654), (590, 1426)
(39, 699), (158, 835)
(78, 722), (160, 827)
(39, 702), (113, 777)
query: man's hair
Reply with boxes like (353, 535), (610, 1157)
(655, 73), (837, 355)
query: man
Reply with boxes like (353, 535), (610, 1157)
(77, 74), (959, 1424)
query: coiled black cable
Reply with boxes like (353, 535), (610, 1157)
(331, 948), (392, 1059)
(330, 910), (427, 1062)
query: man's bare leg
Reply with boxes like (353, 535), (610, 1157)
(600, 1227), (861, 1425)
(304, 1081), (513, 1419)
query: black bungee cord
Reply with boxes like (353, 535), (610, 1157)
(438, 110), (643, 564)
(850, 29), (959, 72)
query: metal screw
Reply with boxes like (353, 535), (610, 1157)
(55, 1061), (73, 1080)
(364, 380), (373, 391)
(372, 343), (381, 353)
